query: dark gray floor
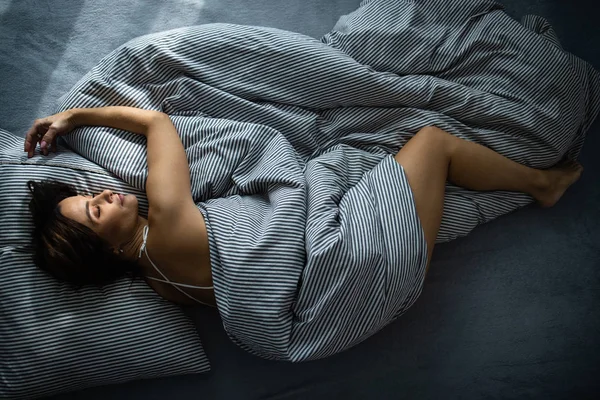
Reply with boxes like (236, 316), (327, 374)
(1, 1), (598, 399)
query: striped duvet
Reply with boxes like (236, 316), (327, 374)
(55, 0), (600, 361)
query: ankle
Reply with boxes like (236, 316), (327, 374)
(530, 169), (550, 196)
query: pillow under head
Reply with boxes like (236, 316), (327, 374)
(0, 129), (210, 400)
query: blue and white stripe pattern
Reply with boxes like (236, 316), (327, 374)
(0, 130), (211, 400)
(54, 0), (600, 361)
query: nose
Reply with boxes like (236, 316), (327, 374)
(93, 190), (114, 204)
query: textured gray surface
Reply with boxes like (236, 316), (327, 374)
(0, 0), (361, 138)
(1, 1), (598, 399)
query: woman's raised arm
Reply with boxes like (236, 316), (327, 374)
(143, 112), (194, 219)
(27, 106), (195, 221)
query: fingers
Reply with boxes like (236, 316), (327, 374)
(24, 119), (43, 158)
(39, 125), (59, 156)
(24, 118), (59, 157)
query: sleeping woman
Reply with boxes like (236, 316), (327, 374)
(25, 105), (583, 309)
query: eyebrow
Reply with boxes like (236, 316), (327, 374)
(85, 200), (93, 223)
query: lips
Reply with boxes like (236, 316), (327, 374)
(118, 194), (124, 205)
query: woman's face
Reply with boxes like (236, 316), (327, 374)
(58, 189), (139, 248)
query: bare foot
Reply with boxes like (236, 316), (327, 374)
(533, 161), (584, 208)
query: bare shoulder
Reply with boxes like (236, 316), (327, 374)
(148, 200), (210, 264)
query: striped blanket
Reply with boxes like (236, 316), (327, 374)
(55, 0), (600, 361)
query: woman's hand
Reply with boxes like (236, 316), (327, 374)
(24, 110), (77, 157)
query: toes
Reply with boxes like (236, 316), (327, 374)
(567, 160), (580, 169)
(570, 162), (583, 175)
(563, 160), (583, 173)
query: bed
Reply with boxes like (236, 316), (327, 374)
(1, 1), (599, 399)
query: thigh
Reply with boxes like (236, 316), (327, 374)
(394, 128), (449, 270)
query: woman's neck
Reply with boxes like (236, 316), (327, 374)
(119, 216), (148, 262)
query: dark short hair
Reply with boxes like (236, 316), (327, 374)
(27, 179), (144, 288)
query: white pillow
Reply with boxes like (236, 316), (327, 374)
(0, 129), (210, 400)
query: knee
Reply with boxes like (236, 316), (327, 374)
(415, 125), (449, 144)
(417, 125), (446, 139)
(415, 126), (455, 155)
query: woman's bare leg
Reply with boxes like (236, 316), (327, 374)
(395, 126), (583, 271)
